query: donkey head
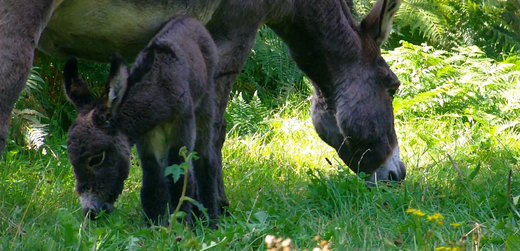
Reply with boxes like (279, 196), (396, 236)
(302, 0), (405, 183)
(335, 0), (404, 182)
(64, 55), (132, 218)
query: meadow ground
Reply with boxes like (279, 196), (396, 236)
(1, 43), (520, 250)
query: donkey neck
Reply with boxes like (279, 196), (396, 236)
(267, 0), (360, 101)
(108, 81), (165, 141)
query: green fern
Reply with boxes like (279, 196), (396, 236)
(236, 26), (308, 106)
(398, 0), (447, 43)
(387, 42), (520, 127)
(9, 68), (49, 151)
(23, 67), (44, 95)
(357, 0), (520, 57)
(225, 91), (271, 137)
(13, 109), (48, 150)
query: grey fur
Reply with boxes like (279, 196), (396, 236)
(1, 0), (405, 217)
(64, 16), (218, 225)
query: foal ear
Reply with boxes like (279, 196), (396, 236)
(127, 47), (156, 85)
(63, 57), (94, 110)
(361, 0), (401, 46)
(105, 54), (129, 114)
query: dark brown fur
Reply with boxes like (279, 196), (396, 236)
(2, 0), (405, 220)
(64, 16), (218, 225)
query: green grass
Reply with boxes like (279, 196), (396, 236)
(2, 44), (520, 250)
(2, 102), (519, 250)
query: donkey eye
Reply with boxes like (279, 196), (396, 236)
(377, 57), (387, 67)
(89, 152), (105, 167)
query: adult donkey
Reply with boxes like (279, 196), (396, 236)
(0, 0), (405, 210)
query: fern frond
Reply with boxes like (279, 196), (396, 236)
(11, 108), (48, 150)
(21, 67), (43, 96)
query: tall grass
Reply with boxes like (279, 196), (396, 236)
(2, 42), (520, 250)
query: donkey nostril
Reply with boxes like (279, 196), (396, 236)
(389, 161), (406, 182)
(399, 161), (406, 180)
(101, 203), (114, 213)
(84, 209), (98, 220)
(389, 171), (399, 181)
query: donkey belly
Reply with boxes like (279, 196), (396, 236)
(38, 0), (222, 61)
(145, 124), (173, 167)
(142, 118), (195, 166)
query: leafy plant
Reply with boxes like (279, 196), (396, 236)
(9, 67), (49, 151)
(385, 41), (520, 128)
(356, 0), (520, 57)
(235, 26), (310, 105)
(164, 146), (205, 223)
(226, 91), (271, 136)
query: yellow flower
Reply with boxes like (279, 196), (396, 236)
(436, 247), (461, 251)
(414, 210), (426, 217)
(406, 208), (417, 214)
(427, 212), (444, 225)
(406, 208), (426, 217)
(451, 222), (461, 228)
(427, 212), (444, 221)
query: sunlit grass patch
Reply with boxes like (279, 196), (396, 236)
(2, 100), (519, 250)
(2, 43), (520, 250)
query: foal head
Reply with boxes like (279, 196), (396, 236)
(63, 56), (133, 218)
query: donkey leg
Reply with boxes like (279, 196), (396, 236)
(135, 141), (172, 225)
(166, 128), (198, 226)
(192, 143), (220, 225)
(192, 96), (220, 225)
(206, 15), (263, 209)
(0, 0), (56, 155)
(165, 147), (197, 225)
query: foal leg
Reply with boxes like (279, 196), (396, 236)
(0, 0), (56, 155)
(193, 95), (220, 225)
(138, 116), (198, 226)
(166, 118), (198, 225)
(135, 141), (171, 225)
(136, 113), (195, 226)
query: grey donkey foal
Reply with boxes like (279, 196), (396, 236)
(63, 16), (220, 225)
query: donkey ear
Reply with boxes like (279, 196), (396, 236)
(63, 57), (94, 110)
(360, 0), (401, 46)
(105, 54), (129, 114)
(127, 47), (156, 85)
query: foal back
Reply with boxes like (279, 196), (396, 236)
(126, 16), (217, 115)
(122, 16), (220, 224)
